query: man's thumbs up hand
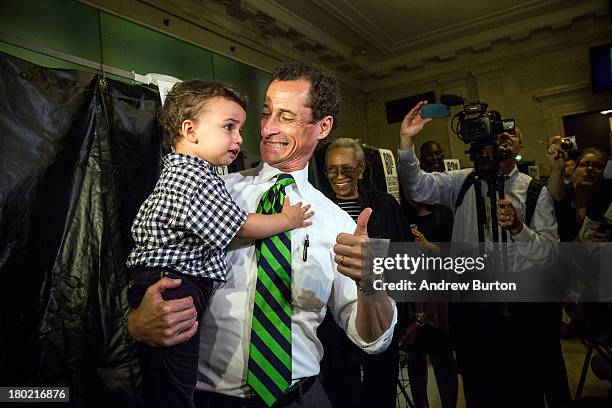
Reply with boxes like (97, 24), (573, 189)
(334, 208), (372, 280)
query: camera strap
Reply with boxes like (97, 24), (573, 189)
(454, 171), (544, 227)
(454, 172), (476, 211)
(524, 178), (544, 227)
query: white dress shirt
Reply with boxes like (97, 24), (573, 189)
(196, 162), (397, 397)
(397, 148), (558, 270)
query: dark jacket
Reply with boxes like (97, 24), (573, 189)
(326, 187), (412, 243)
(357, 187), (412, 243)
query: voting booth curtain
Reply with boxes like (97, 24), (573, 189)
(0, 51), (162, 407)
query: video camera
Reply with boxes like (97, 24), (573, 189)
(440, 94), (515, 145)
(440, 94), (516, 170)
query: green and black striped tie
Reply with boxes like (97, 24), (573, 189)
(247, 174), (294, 407)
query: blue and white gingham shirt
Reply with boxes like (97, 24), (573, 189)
(126, 153), (248, 281)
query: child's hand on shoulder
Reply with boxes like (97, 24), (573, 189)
(281, 197), (313, 229)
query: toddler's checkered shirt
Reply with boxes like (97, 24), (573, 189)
(126, 153), (247, 280)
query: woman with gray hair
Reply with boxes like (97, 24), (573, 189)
(318, 137), (411, 408)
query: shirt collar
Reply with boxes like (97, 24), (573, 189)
(504, 165), (519, 180)
(163, 152), (213, 170)
(253, 162), (310, 194)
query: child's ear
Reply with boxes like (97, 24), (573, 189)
(181, 119), (198, 143)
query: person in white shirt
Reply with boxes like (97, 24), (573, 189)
(396, 102), (560, 407)
(127, 62), (396, 408)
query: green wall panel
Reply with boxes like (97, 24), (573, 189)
(1, 0), (271, 155)
(99, 13), (214, 82)
(0, 0), (101, 62)
(213, 54), (271, 155)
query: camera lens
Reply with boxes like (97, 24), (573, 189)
(560, 138), (574, 151)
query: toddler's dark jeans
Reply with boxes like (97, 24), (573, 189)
(128, 268), (215, 408)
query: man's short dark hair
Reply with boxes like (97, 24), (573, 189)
(158, 80), (247, 151)
(272, 62), (340, 130)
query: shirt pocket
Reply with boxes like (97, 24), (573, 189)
(291, 244), (333, 313)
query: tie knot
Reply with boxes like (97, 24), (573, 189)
(275, 173), (295, 187)
(258, 174), (294, 215)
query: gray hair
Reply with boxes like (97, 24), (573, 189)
(326, 138), (365, 165)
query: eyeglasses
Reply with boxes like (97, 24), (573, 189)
(577, 161), (605, 171)
(325, 165), (359, 177)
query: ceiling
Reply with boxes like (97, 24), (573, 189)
(210, 0), (610, 88)
(115, 0), (612, 90)
(279, 0), (544, 61)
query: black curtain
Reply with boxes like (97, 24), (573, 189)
(0, 51), (162, 407)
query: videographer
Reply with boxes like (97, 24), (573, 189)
(396, 101), (559, 407)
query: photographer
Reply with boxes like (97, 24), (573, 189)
(578, 149), (612, 243)
(582, 132), (612, 242)
(546, 136), (608, 242)
(396, 101), (559, 407)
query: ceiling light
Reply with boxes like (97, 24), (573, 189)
(601, 109), (612, 114)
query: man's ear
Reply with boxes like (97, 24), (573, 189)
(181, 119), (198, 143)
(316, 116), (334, 141)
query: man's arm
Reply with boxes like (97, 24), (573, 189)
(333, 209), (394, 342)
(127, 277), (198, 347)
(399, 101), (432, 151)
(396, 102), (459, 207)
(397, 149), (462, 208)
